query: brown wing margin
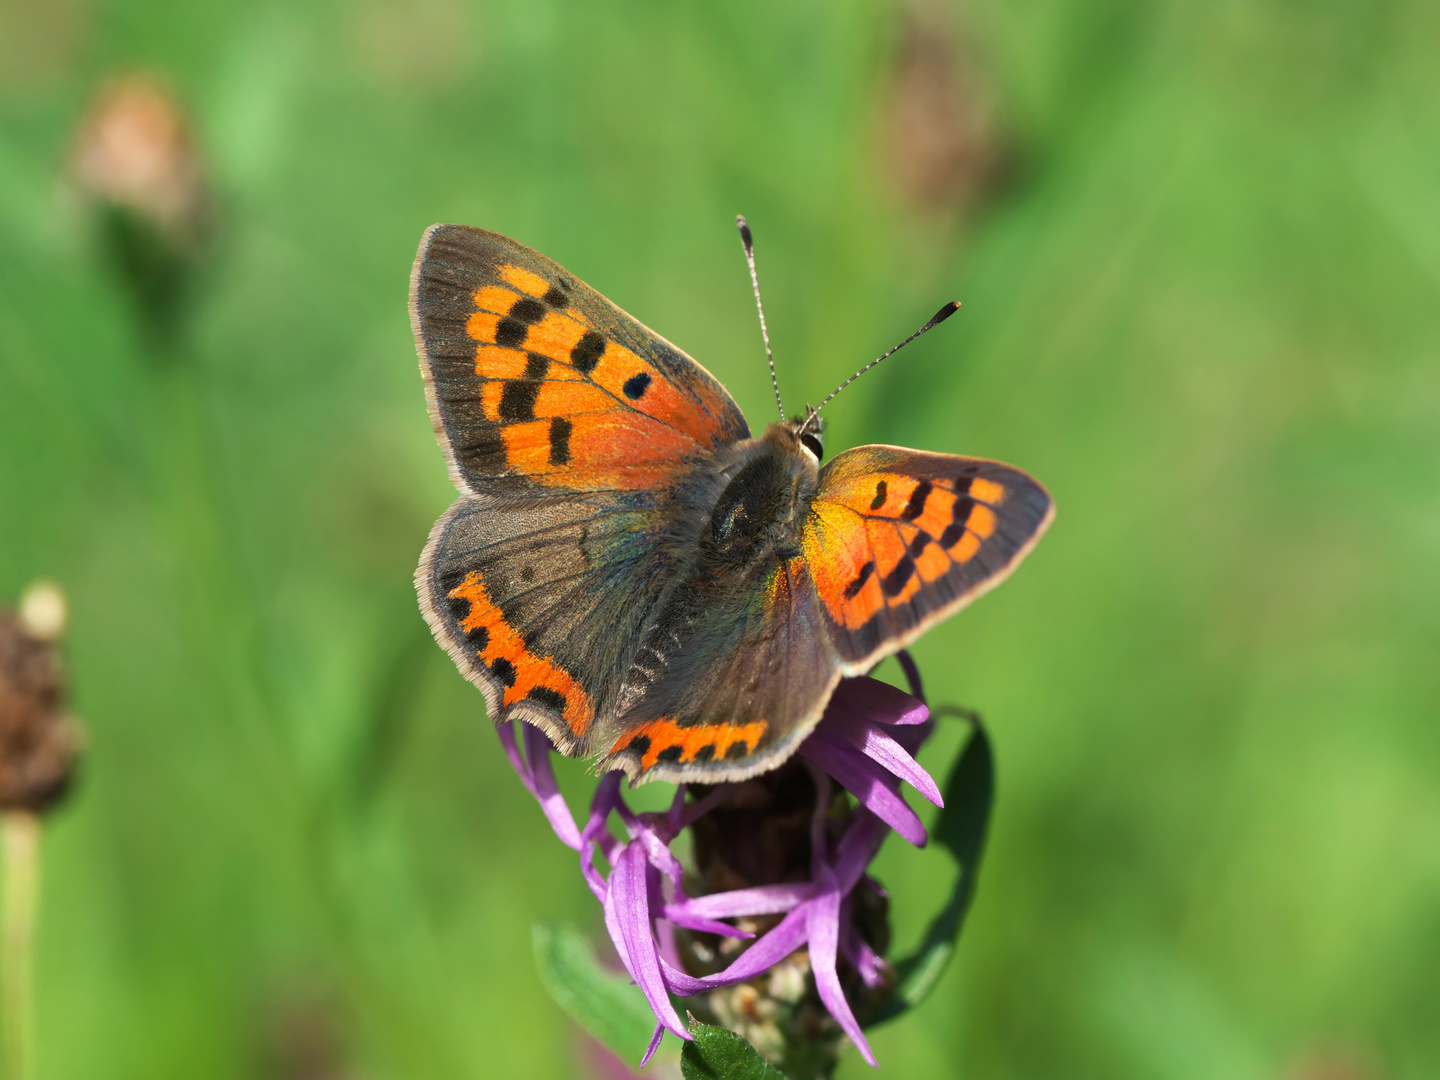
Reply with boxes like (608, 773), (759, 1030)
(803, 445), (1054, 671)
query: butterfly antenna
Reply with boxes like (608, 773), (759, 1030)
(737, 215), (785, 422)
(799, 301), (962, 437)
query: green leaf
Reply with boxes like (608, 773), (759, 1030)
(681, 1021), (789, 1080)
(532, 922), (658, 1062)
(870, 715), (995, 1024)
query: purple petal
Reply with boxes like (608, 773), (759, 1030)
(522, 723), (583, 849)
(820, 717), (943, 807)
(580, 773), (624, 902)
(827, 676), (929, 726)
(807, 864), (876, 1067)
(671, 882), (814, 919)
(800, 737), (928, 847)
(895, 649), (925, 703)
(634, 826), (684, 883)
(497, 721), (535, 794)
(639, 1022), (666, 1068)
(659, 902), (754, 939)
(659, 903), (812, 995)
(609, 842), (689, 1040)
(839, 895), (886, 990)
(833, 809), (886, 893)
(651, 870), (752, 939)
(666, 784), (687, 834)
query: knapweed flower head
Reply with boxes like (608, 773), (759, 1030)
(501, 654), (940, 1071)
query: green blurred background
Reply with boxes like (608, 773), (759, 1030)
(3, 0), (1438, 1076)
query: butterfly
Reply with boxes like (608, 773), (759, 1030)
(411, 222), (1052, 784)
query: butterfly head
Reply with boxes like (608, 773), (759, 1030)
(785, 409), (824, 463)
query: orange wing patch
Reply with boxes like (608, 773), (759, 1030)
(460, 273), (731, 484)
(611, 717), (769, 771)
(447, 571), (595, 736)
(500, 263), (555, 299)
(804, 502), (885, 629)
(806, 466), (1017, 626)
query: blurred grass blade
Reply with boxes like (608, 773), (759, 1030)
(871, 717), (994, 1024)
(681, 1020), (787, 1080)
(532, 922), (658, 1063)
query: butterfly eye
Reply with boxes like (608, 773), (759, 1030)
(800, 431), (824, 462)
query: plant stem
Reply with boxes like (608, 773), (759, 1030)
(1, 813), (39, 1080)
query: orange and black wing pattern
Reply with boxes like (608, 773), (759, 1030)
(803, 446), (1054, 669)
(410, 224), (750, 497)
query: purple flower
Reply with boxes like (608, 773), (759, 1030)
(500, 663), (940, 1070)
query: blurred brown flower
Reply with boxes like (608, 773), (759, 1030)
(72, 74), (208, 244)
(70, 74), (212, 338)
(883, 5), (1004, 215)
(0, 584), (80, 814)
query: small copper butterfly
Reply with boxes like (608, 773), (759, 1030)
(411, 222), (1052, 783)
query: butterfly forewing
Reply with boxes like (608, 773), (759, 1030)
(411, 224), (749, 497)
(804, 446), (1053, 668)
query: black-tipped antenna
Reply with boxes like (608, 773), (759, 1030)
(798, 301), (961, 436)
(737, 215), (785, 422)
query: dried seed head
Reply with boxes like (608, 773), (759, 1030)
(0, 588), (82, 813)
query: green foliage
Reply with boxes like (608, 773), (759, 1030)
(681, 1021), (789, 1080)
(532, 922), (657, 1065)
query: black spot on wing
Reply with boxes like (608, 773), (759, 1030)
(939, 521), (967, 549)
(499, 380), (539, 422)
(542, 285), (569, 308)
(495, 317), (528, 348)
(656, 745), (684, 766)
(908, 531), (930, 557)
(571, 332), (606, 374)
(490, 656), (517, 687)
(903, 481), (932, 521)
(724, 741), (750, 761)
(524, 353), (550, 379)
(623, 372), (652, 400)
(548, 417), (572, 466)
(870, 480), (888, 510)
(526, 686), (568, 713)
(464, 624), (489, 652)
(844, 560), (876, 599)
(508, 296), (547, 324)
(881, 555), (916, 597)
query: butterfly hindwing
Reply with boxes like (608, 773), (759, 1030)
(804, 445), (1054, 669)
(599, 550), (840, 783)
(419, 494), (677, 756)
(411, 225), (750, 497)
